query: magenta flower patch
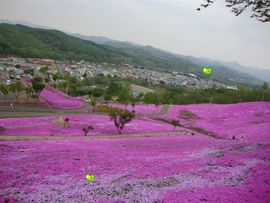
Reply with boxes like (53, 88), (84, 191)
(40, 86), (84, 109)
(0, 115), (175, 136)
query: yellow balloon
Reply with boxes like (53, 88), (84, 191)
(203, 67), (212, 75)
(86, 174), (95, 182)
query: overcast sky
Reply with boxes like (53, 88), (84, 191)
(1, 0), (270, 69)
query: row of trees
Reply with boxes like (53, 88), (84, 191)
(53, 74), (159, 106)
(140, 82), (270, 105)
(52, 73), (270, 105)
(0, 76), (45, 101)
(29, 67), (268, 107)
(103, 81), (269, 106)
(53, 74), (135, 105)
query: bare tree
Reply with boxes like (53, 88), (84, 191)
(82, 125), (94, 136)
(197, 0), (270, 22)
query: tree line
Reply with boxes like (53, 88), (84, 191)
(51, 74), (270, 105)
(0, 76), (45, 102)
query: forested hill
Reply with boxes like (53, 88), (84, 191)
(0, 23), (125, 63)
(0, 23), (196, 71)
(0, 23), (262, 86)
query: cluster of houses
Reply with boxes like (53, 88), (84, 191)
(0, 57), (238, 90)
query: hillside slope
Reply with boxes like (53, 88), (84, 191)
(0, 23), (125, 63)
(40, 86), (84, 109)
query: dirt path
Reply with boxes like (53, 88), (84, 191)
(0, 129), (194, 141)
(155, 104), (170, 116)
(0, 104), (175, 140)
(0, 104), (171, 118)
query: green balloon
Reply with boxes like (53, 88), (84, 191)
(86, 174), (95, 182)
(203, 67), (212, 75)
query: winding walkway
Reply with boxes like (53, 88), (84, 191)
(0, 104), (171, 118)
(0, 130), (194, 141)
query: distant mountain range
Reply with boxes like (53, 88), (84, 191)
(211, 60), (270, 84)
(0, 21), (269, 87)
(73, 34), (269, 86)
(178, 56), (270, 84)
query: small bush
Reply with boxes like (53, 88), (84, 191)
(82, 125), (94, 136)
(52, 117), (64, 126)
(0, 126), (5, 134)
(170, 119), (180, 131)
(171, 119), (180, 126)
(188, 126), (217, 138)
(96, 105), (124, 113)
(154, 117), (171, 124)
(155, 118), (182, 127)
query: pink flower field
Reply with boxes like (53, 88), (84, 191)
(0, 102), (270, 202)
(1, 135), (270, 202)
(161, 102), (270, 142)
(40, 86), (84, 109)
(0, 115), (176, 136)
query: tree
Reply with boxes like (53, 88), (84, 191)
(24, 68), (34, 76)
(92, 87), (104, 98)
(104, 92), (112, 101)
(118, 84), (132, 108)
(91, 97), (97, 111)
(82, 125), (94, 136)
(129, 96), (136, 110)
(65, 75), (77, 84)
(197, 0), (270, 22)
(88, 89), (93, 97)
(261, 82), (268, 101)
(32, 76), (45, 98)
(136, 92), (144, 102)
(161, 87), (184, 104)
(53, 71), (63, 82)
(109, 109), (135, 134)
(0, 83), (9, 100)
(15, 64), (21, 69)
(107, 82), (121, 95)
(142, 92), (158, 104)
(24, 85), (33, 102)
(63, 75), (78, 95)
(45, 77), (50, 83)
(9, 80), (25, 101)
(40, 66), (49, 74)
